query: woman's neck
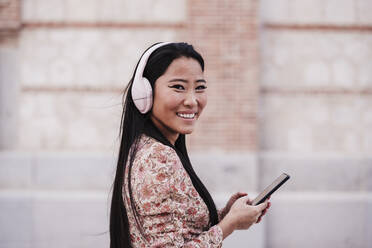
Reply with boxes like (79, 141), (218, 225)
(149, 116), (179, 146)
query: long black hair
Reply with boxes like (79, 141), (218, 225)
(110, 42), (219, 248)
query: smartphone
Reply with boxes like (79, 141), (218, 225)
(252, 173), (290, 205)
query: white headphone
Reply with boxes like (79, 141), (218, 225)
(131, 42), (171, 114)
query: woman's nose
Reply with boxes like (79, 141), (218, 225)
(183, 91), (197, 107)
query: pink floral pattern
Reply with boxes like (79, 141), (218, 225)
(123, 135), (223, 247)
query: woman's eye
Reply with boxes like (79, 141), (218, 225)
(196, 85), (207, 90)
(171, 85), (185, 90)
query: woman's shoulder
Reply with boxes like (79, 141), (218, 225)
(133, 135), (180, 173)
(137, 134), (175, 157)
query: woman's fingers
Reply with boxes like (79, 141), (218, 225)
(255, 201), (271, 223)
(228, 192), (248, 206)
(233, 192), (248, 199)
(256, 201), (269, 212)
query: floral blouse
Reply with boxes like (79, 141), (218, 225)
(122, 135), (224, 247)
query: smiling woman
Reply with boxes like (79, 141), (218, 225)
(110, 42), (270, 248)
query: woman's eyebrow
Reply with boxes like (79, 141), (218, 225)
(169, 78), (188, 83)
(169, 78), (207, 83)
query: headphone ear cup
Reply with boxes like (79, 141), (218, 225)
(141, 77), (153, 113)
(132, 77), (153, 114)
(131, 42), (170, 113)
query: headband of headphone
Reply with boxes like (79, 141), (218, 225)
(131, 42), (171, 114)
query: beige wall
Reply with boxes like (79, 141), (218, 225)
(260, 0), (372, 154)
(13, 0), (261, 152)
(1, 0), (371, 247)
(260, 0), (372, 247)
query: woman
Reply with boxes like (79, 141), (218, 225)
(110, 42), (270, 247)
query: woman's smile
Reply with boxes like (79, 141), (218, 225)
(176, 112), (197, 120)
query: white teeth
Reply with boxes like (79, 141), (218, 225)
(177, 113), (196, 119)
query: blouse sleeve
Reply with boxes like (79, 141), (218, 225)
(132, 143), (223, 247)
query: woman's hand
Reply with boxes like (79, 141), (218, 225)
(220, 192), (247, 220)
(218, 196), (271, 239)
(228, 196), (270, 229)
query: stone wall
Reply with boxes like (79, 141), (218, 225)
(1, 0), (262, 247)
(0, 0), (371, 247)
(260, 0), (372, 247)
(0, 0), (20, 149)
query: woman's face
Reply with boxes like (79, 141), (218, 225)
(150, 56), (207, 145)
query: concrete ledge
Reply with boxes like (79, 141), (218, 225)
(0, 152), (33, 188)
(266, 192), (372, 248)
(1, 190), (370, 247)
(33, 152), (116, 190)
(0, 193), (32, 244)
(0, 152), (116, 190)
(190, 152), (258, 192)
(259, 153), (372, 191)
(0, 190), (109, 248)
(0, 190), (264, 248)
(0, 152), (259, 192)
(2, 152), (372, 192)
(214, 192), (265, 248)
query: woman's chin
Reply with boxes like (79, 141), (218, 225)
(179, 127), (194, 135)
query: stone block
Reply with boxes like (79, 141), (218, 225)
(64, 0), (100, 22)
(324, 0), (356, 24)
(214, 193), (265, 248)
(22, 0), (186, 23)
(0, 151), (117, 190)
(0, 192), (33, 244)
(261, 0), (329, 24)
(261, 0), (372, 25)
(0, 152), (33, 188)
(287, 127), (313, 152)
(260, 94), (371, 153)
(0, 190), (109, 248)
(261, 31), (372, 89)
(260, 0), (291, 23)
(190, 152), (259, 193)
(266, 192), (371, 248)
(33, 153), (115, 190)
(304, 61), (330, 86)
(20, 29), (179, 89)
(18, 92), (122, 150)
(289, 0), (324, 24)
(356, 0), (372, 25)
(31, 192), (109, 247)
(258, 153), (372, 191)
(358, 59), (372, 87)
(367, 162), (372, 191)
(367, 199), (372, 246)
(0, 244), (31, 248)
(224, 224), (265, 248)
(0, 46), (19, 149)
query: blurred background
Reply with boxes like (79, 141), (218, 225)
(0, 0), (371, 247)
